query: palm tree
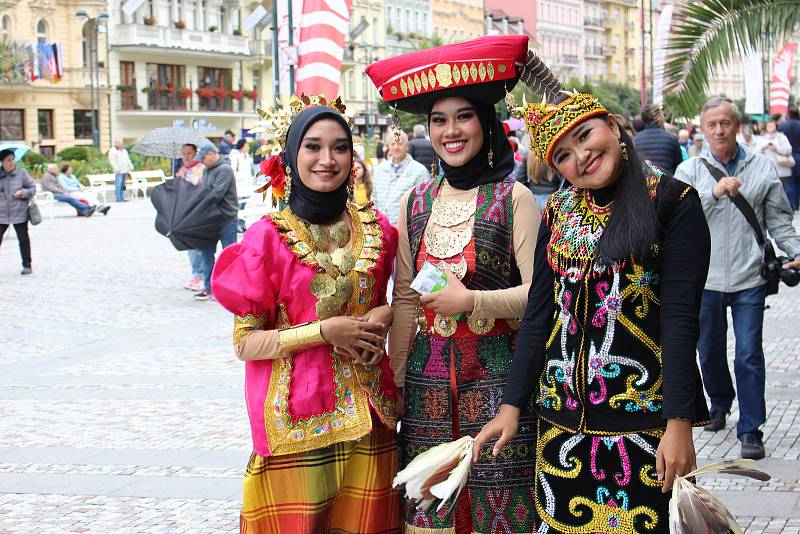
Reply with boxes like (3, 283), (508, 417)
(664, 0), (800, 118)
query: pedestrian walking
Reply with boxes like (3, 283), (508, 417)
(759, 119), (796, 196)
(779, 106), (800, 210)
(0, 148), (36, 274)
(194, 141), (238, 301)
(211, 100), (401, 533)
(476, 86), (711, 533)
(634, 105), (684, 175)
(367, 34), (540, 533)
(107, 138), (134, 202)
(217, 129), (235, 155)
(675, 97), (800, 460)
(174, 143), (205, 292)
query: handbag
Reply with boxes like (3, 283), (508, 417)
(28, 197), (43, 225)
(776, 153), (796, 168)
(701, 159), (779, 295)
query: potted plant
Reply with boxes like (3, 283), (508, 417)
(116, 84), (133, 91)
(247, 89), (258, 101)
(232, 27), (242, 36)
(174, 20), (186, 29)
(141, 86), (154, 93)
(179, 87), (193, 100)
(143, 15), (156, 26)
(208, 25), (217, 32)
(215, 87), (227, 99)
(231, 89), (244, 101)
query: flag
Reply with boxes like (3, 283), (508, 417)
(651, 4), (674, 107)
(294, 0), (351, 100)
(743, 48), (764, 115)
(769, 42), (796, 116)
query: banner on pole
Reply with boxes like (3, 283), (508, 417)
(652, 4), (673, 108)
(743, 48), (764, 115)
(769, 42), (796, 116)
(294, 0), (352, 100)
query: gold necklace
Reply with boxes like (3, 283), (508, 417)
(307, 218), (355, 319)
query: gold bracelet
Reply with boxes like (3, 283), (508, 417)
(279, 321), (325, 353)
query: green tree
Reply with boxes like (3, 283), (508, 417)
(664, 0), (800, 118)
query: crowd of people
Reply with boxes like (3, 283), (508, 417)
(3, 32), (800, 534)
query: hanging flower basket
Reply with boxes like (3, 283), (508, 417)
(215, 87), (227, 99)
(231, 90), (244, 101)
(247, 89), (258, 101)
(143, 16), (156, 26)
(196, 87), (215, 99)
(179, 87), (193, 100)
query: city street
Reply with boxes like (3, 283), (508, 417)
(1, 199), (800, 533)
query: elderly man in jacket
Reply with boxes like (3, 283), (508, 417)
(675, 97), (800, 460)
(193, 141), (238, 301)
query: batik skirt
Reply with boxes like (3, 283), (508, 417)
(239, 421), (401, 534)
(401, 331), (538, 534)
(534, 418), (669, 533)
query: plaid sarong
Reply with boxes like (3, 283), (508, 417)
(240, 422), (401, 533)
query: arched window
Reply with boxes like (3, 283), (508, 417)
(36, 19), (48, 44)
(1, 15), (10, 39)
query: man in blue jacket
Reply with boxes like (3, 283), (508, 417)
(634, 105), (683, 175)
(779, 106), (800, 210)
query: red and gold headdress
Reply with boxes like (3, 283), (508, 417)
(514, 90), (609, 165)
(250, 94), (353, 204)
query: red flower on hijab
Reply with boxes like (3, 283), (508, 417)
(256, 153), (286, 205)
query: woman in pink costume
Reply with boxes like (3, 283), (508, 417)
(212, 100), (401, 533)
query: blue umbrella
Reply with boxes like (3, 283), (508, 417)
(0, 143), (30, 161)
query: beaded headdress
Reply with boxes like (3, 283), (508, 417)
(251, 94), (353, 205)
(513, 90), (609, 165)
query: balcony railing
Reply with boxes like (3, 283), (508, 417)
(585, 46), (604, 57)
(147, 89), (188, 111)
(584, 17), (603, 29)
(110, 24), (252, 56)
(114, 87), (257, 113)
(119, 87), (137, 110)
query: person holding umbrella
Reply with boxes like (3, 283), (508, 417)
(0, 148), (36, 274)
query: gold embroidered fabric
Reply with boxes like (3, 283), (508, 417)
(233, 314), (268, 345)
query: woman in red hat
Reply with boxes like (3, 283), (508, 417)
(474, 91), (711, 532)
(367, 35), (539, 533)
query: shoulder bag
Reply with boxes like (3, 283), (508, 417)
(28, 197), (43, 225)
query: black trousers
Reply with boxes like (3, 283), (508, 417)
(0, 222), (31, 267)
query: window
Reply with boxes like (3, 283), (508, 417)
(2, 15), (10, 39)
(37, 109), (53, 139)
(36, 20), (47, 44)
(73, 110), (96, 140)
(146, 63), (186, 110)
(198, 66), (232, 111)
(347, 70), (354, 98)
(0, 109), (24, 140)
(81, 22), (91, 68)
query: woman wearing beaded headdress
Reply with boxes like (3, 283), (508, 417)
(211, 96), (401, 533)
(474, 77), (712, 530)
(366, 35), (540, 533)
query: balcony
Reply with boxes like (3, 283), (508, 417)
(556, 55), (579, 67)
(585, 45), (604, 58)
(584, 17), (604, 29)
(110, 24), (252, 57)
(114, 86), (257, 115)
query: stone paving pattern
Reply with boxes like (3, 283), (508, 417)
(1, 201), (799, 532)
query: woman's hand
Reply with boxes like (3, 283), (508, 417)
(13, 190), (22, 199)
(359, 305), (393, 364)
(419, 269), (475, 317)
(656, 418), (696, 493)
(320, 316), (386, 363)
(471, 404), (521, 463)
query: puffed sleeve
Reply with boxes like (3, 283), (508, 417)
(212, 220), (281, 360)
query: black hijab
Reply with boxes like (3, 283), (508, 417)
(429, 99), (515, 190)
(284, 106), (353, 224)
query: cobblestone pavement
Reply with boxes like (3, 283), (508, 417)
(1, 201), (799, 533)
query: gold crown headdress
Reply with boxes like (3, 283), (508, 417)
(250, 94), (354, 205)
(512, 90), (608, 165)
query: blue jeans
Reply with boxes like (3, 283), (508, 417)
(784, 154), (800, 211)
(697, 285), (766, 437)
(199, 220), (238, 292)
(114, 173), (127, 202)
(54, 193), (91, 216)
(187, 249), (203, 278)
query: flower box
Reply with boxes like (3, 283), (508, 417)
(174, 20), (186, 29)
(143, 16), (156, 26)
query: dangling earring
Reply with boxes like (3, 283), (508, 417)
(487, 126), (494, 168)
(391, 104), (402, 144)
(619, 140), (629, 161)
(430, 158), (438, 179)
(504, 83), (516, 114)
(284, 165), (292, 201)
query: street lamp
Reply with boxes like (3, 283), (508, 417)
(76, 9), (109, 149)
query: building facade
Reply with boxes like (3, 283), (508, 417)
(536, 0), (583, 82)
(106, 0), (271, 143)
(432, 0), (484, 45)
(483, 0), (536, 40)
(602, 0), (640, 87)
(0, 0), (111, 157)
